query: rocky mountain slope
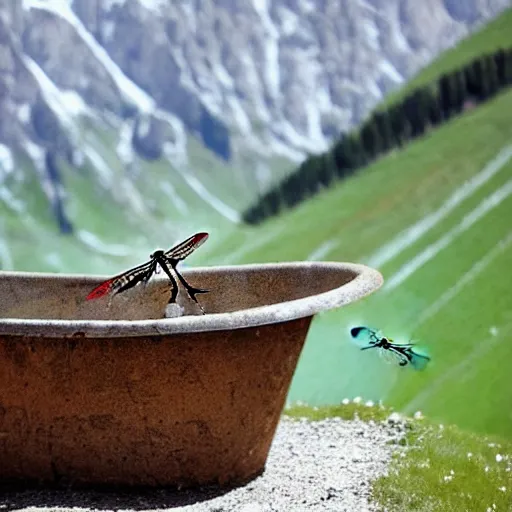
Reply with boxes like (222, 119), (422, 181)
(0, 0), (509, 271)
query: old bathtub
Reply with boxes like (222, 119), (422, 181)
(0, 261), (382, 488)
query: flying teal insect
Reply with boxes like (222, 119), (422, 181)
(350, 326), (431, 370)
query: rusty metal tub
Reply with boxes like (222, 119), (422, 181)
(0, 261), (382, 489)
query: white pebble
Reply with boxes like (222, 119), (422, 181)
(165, 303), (184, 318)
(387, 412), (402, 424)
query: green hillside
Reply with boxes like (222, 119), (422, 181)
(0, 113), (250, 276)
(197, 87), (512, 439)
(382, 7), (512, 108)
(1, 100), (300, 275)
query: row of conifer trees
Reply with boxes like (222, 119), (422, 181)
(242, 47), (512, 225)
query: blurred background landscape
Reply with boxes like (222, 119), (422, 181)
(1, 0), (511, 440)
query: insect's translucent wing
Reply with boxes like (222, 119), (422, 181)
(388, 342), (415, 348)
(350, 326), (381, 348)
(86, 259), (153, 300)
(164, 232), (209, 262)
(388, 338), (431, 371)
(407, 348), (431, 371)
(379, 347), (409, 367)
(385, 342), (431, 370)
(113, 264), (154, 295)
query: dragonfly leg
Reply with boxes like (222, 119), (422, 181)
(178, 278), (208, 313)
(388, 346), (411, 367)
(168, 281), (178, 304)
(170, 262), (208, 314)
(157, 262), (180, 305)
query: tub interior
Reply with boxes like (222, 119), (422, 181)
(0, 264), (358, 321)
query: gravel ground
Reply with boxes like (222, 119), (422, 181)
(1, 416), (405, 512)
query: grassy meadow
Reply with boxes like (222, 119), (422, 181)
(197, 88), (512, 440)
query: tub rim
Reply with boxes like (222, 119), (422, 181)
(0, 261), (383, 338)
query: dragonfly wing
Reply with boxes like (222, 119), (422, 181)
(142, 261), (158, 286)
(408, 348), (431, 370)
(387, 342), (431, 370)
(350, 326), (381, 349)
(164, 232), (209, 262)
(379, 346), (409, 367)
(113, 263), (155, 295)
(86, 278), (115, 300)
(86, 259), (153, 300)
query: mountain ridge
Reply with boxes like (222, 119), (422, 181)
(0, 0), (509, 264)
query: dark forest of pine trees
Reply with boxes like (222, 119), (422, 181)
(243, 48), (512, 225)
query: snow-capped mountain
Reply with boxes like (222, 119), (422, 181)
(0, 0), (509, 272)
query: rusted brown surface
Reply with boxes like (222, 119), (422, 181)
(0, 316), (312, 488)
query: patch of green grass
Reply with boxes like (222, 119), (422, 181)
(381, 7), (512, 108)
(80, 119), (208, 227)
(186, 138), (298, 214)
(186, 137), (247, 210)
(63, 161), (142, 241)
(372, 420), (512, 512)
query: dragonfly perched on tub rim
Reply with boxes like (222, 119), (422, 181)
(86, 232), (209, 313)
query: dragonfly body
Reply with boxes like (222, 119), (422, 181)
(350, 326), (430, 370)
(150, 248), (207, 306)
(86, 233), (209, 312)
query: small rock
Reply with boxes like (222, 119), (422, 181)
(165, 303), (184, 318)
(387, 412), (403, 424)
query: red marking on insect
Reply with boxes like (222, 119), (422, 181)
(189, 232), (209, 252)
(86, 279), (113, 301)
(193, 232), (208, 245)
